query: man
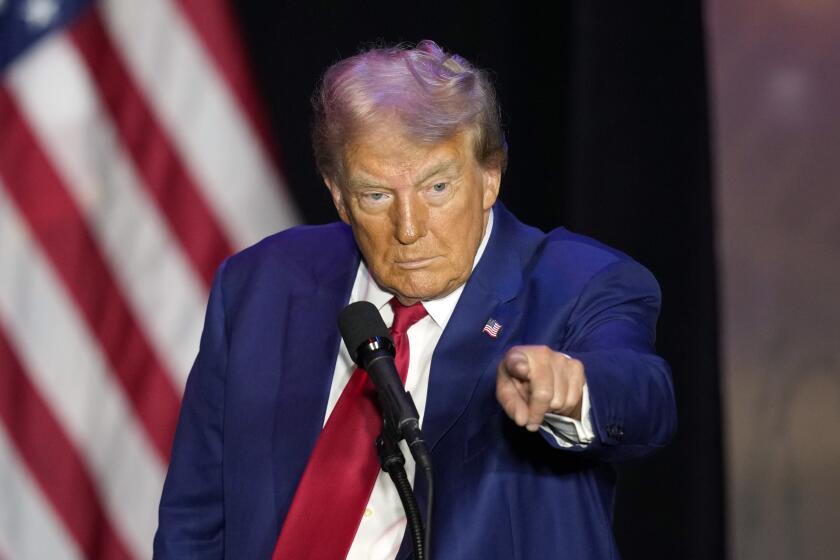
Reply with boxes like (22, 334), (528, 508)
(154, 41), (677, 559)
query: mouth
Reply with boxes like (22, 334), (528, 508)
(394, 257), (438, 270)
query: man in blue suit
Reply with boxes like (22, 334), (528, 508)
(155, 40), (676, 559)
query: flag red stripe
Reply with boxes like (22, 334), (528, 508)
(69, 8), (234, 287)
(0, 88), (179, 461)
(173, 0), (283, 165)
(0, 327), (133, 560)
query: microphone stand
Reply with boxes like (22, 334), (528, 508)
(376, 423), (426, 560)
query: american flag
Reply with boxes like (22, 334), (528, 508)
(0, 1), (298, 558)
(482, 317), (502, 338)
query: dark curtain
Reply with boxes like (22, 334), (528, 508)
(231, 2), (726, 558)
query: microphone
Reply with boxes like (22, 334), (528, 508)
(338, 301), (432, 472)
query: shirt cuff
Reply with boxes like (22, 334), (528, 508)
(540, 384), (594, 448)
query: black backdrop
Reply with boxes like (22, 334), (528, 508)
(230, 1), (726, 558)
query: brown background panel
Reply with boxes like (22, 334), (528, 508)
(707, 1), (840, 558)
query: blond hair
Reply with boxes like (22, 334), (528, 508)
(312, 40), (507, 181)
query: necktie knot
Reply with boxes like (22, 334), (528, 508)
(389, 299), (427, 336)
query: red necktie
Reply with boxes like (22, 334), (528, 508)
(272, 299), (427, 559)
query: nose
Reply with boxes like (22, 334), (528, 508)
(392, 193), (428, 245)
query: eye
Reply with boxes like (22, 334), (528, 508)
(358, 190), (390, 209)
(430, 182), (449, 194)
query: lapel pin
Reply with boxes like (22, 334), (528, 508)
(482, 318), (502, 338)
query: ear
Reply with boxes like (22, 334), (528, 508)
(324, 176), (351, 224)
(481, 162), (502, 211)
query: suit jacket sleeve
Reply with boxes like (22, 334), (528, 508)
(544, 259), (677, 462)
(153, 259), (229, 559)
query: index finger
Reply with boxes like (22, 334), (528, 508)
(496, 366), (529, 426)
(525, 366), (555, 431)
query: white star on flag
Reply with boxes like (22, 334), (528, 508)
(22, 0), (59, 29)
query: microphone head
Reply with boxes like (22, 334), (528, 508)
(338, 301), (392, 364)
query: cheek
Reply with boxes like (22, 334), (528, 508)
(351, 218), (395, 259)
(429, 214), (482, 265)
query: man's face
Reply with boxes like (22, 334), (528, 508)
(326, 123), (501, 304)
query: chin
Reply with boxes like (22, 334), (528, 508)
(373, 262), (468, 301)
(391, 275), (463, 302)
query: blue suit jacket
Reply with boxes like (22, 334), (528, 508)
(154, 203), (677, 559)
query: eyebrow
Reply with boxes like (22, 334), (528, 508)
(346, 177), (386, 191)
(347, 159), (458, 191)
(416, 160), (458, 185)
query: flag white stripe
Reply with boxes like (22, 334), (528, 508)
(0, 424), (84, 560)
(0, 184), (166, 560)
(7, 34), (206, 391)
(99, 0), (299, 249)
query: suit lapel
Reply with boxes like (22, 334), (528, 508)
(271, 226), (360, 524)
(396, 281), (523, 560)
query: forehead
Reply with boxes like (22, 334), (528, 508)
(343, 122), (475, 183)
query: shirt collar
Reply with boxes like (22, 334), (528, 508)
(356, 208), (495, 331)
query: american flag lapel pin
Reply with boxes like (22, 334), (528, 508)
(482, 318), (502, 338)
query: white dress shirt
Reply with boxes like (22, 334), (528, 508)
(322, 210), (594, 559)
